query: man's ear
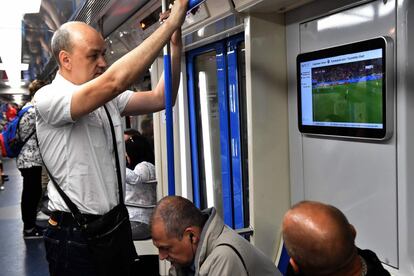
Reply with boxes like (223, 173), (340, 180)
(290, 258), (300, 274)
(184, 227), (198, 244)
(350, 224), (357, 240)
(59, 50), (72, 70)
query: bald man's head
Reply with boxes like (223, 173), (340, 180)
(51, 21), (100, 65)
(282, 201), (356, 275)
(50, 21), (107, 84)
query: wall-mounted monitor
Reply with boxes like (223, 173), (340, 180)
(297, 37), (393, 140)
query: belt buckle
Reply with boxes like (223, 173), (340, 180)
(48, 217), (58, 226)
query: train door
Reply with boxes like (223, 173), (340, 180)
(186, 33), (249, 229)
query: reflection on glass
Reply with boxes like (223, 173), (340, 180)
(237, 41), (249, 227)
(317, 5), (374, 31)
(194, 51), (223, 216)
(127, 69), (154, 152)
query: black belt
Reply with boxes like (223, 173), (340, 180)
(50, 211), (102, 227)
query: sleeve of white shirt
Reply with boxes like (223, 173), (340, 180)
(126, 167), (138, 184)
(115, 90), (134, 114)
(126, 162), (152, 185)
(34, 86), (74, 126)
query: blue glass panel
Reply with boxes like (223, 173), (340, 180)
(227, 34), (245, 229)
(186, 44), (233, 227)
(186, 33), (246, 230)
(186, 54), (201, 208)
(216, 44), (234, 228)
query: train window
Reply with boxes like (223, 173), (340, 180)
(193, 50), (223, 213)
(297, 36), (394, 140)
(129, 70), (154, 150)
(187, 33), (248, 229)
(236, 41), (249, 228)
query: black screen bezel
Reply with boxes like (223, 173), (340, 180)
(297, 37), (387, 139)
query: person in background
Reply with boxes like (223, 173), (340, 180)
(124, 128), (141, 141)
(18, 79), (46, 238)
(0, 103), (8, 130)
(0, 103), (10, 191)
(34, 0), (188, 274)
(125, 134), (156, 239)
(151, 196), (281, 276)
(0, 162), (6, 191)
(125, 134), (155, 186)
(6, 103), (17, 121)
(140, 117), (154, 150)
(282, 200), (391, 276)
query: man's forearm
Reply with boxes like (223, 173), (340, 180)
(106, 20), (179, 94)
(70, 3), (186, 120)
(171, 33), (183, 104)
(105, 1), (186, 95)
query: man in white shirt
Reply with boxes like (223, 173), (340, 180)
(34, 1), (188, 275)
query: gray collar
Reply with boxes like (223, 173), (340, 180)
(359, 255), (367, 276)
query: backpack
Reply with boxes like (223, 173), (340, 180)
(0, 105), (35, 158)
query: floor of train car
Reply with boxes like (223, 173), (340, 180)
(0, 158), (49, 276)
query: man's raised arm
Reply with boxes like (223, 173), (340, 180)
(70, 0), (188, 120)
(123, 27), (182, 116)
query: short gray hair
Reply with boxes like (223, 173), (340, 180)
(51, 26), (72, 65)
(151, 196), (206, 240)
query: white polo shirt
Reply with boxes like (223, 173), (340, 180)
(34, 72), (134, 215)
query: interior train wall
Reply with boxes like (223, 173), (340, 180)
(244, 13), (290, 260)
(286, 0), (414, 275)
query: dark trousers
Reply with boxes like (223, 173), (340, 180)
(44, 211), (137, 276)
(19, 166), (42, 230)
(44, 223), (99, 276)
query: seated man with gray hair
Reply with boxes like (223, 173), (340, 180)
(282, 200), (390, 276)
(151, 196), (281, 276)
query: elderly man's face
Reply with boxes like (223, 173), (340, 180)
(68, 27), (107, 84)
(152, 219), (195, 268)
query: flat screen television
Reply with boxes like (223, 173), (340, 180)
(297, 37), (393, 140)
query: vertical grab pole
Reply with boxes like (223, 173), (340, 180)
(162, 0), (175, 195)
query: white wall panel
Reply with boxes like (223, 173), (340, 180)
(289, 0), (398, 268)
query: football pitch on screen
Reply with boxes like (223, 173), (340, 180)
(312, 79), (382, 124)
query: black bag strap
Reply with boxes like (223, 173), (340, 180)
(103, 104), (124, 204)
(216, 243), (248, 275)
(38, 104), (124, 226)
(43, 164), (87, 225)
(21, 129), (36, 145)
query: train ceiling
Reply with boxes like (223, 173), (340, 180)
(0, 0), (313, 103)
